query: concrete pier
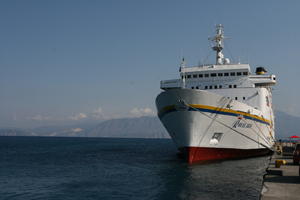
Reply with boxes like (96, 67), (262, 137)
(260, 154), (300, 200)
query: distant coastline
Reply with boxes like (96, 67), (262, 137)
(0, 111), (299, 139)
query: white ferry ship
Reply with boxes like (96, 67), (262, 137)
(155, 25), (276, 164)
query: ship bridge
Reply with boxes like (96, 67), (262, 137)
(160, 63), (276, 90)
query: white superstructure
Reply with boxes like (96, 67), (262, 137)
(155, 25), (276, 163)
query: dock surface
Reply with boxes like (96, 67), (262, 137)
(261, 154), (300, 200)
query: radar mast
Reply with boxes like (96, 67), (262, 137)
(209, 24), (230, 65)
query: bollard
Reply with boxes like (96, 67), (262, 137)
(275, 160), (286, 168)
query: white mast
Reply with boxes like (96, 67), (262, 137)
(180, 57), (186, 88)
(209, 24), (229, 65)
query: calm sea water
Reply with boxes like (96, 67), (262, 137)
(0, 136), (269, 200)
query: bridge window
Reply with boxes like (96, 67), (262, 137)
(219, 85), (222, 89)
(243, 72), (248, 75)
(229, 85), (232, 88)
(196, 86), (199, 89)
(214, 85), (218, 89)
(199, 74), (203, 78)
(191, 87), (194, 89)
(205, 86), (208, 89)
(193, 74), (197, 78)
(224, 73), (229, 76)
(235, 97), (238, 100)
(211, 73), (217, 77)
(218, 73), (223, 76)
(230, 72), (236, 76)
(209, 86), (212, 89)
(237, 72), (242, 76)
(187, 75), (191, 78)
(204, 74), (209, 78)
(243, 97), (246, 100)
(234, 85), (237, 88)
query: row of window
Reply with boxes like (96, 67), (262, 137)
(191, 84), (237, 90)
(183, 71), (248, 79)
(189, 86), (247, 101)
(233, 96), (246, 100)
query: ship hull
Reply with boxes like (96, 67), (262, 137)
(179, 147), (272, 164)
(156, 89), (274, 164)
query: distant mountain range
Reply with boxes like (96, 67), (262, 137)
(0, 117), (169, 138)
(275, 111), (300, 139)
(89, 117), (169, 138)
(0, 111), (299, 139)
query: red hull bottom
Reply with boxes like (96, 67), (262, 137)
(179, 147), (272, 164)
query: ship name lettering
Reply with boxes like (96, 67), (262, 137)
(233, 120), (252, 128)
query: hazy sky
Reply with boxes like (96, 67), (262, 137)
(0, 0), (299, 128)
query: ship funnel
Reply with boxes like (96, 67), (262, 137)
(256, 67), (267, 75)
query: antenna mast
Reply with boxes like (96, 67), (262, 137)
(209, 24), (229, 65)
